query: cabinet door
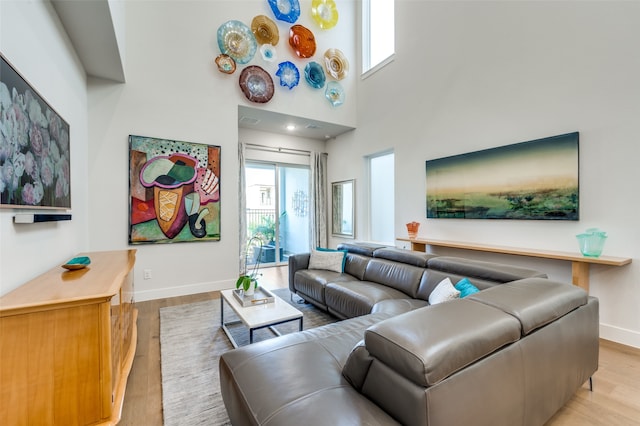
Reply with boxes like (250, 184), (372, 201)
(0, 304), (106, 425)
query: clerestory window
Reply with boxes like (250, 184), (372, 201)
(362, 0), (395, 77)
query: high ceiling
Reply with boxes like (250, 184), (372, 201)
(51, 1), (354, 141)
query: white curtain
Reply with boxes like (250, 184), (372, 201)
(238, 141), (247, 275)
(310, 151), (328, 249)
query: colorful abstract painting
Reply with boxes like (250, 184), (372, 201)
(129, 135), (221, 244)
(0, 54), (71, 209)
(426, 132), (579, 220)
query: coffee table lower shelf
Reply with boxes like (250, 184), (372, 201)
(220, 288), (303, 348)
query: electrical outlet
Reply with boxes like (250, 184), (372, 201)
(143, 269), (152, 280)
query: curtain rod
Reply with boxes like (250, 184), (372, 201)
(244, 143), (313, 156)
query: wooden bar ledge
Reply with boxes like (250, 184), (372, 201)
(397, 237), (632, 293)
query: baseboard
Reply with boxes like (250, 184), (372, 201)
(134, 279), (234, 302)
(600, 323), (640, 349)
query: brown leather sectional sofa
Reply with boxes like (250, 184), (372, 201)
(219, 243), (599, 425)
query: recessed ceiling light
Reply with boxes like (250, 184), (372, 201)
(286, 124), (296, 131)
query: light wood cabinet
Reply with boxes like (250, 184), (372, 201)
(0, 250), (137, 425)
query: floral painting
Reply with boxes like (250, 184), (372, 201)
(129, 135), (221, 244)
(426, 132), (579, 220)
(0, 55), (71, 209)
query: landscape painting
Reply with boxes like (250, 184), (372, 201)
(426, 132), (579, 220)
(129, 135), (221, 244)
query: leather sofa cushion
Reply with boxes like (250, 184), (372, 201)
(326, 281), (411, 319)
(428, 256), (547, 283)
(371, 298), (429, 316)
(220, 313), (397, 425)
(359, 299), (521, 386)
(468, 277), (588, 335)
(260, 386), (400, 426)
(363, 258), (425, 297)
(294, 269), (353, 306)
(372, 247), (436, 267)
(344, 253), (370, 280)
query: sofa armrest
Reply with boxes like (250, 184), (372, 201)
(288, 253), (310, 293)
(342, 340), (372, 391)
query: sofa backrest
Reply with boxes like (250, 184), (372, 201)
(372, 247), (436, 267)
(427, 256), (547, 283)
(343, 253), (371, 280)
(316, 243), (548, 303)
(363, 258), (425, 298)
(337, 242), (387, 257)
(414, 269), (501, 301)
(339, 244), (431, 295)
(414, 256), (549, 301)
(468, 277), (588, 335)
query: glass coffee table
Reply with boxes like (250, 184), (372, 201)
(220, 288), (303, 348)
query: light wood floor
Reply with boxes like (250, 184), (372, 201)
(119, 266), (640, 425)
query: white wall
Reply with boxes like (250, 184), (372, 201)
(0, 0), (89, 295)
(328, 1), (640, 348)
(4, 0), (639, 349)
(87, 0), (356, 301)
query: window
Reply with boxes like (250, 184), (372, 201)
(368, 151), (395, 244)
(362, 0), (395, 76)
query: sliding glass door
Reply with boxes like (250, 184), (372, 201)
(245, 162), (310, 266)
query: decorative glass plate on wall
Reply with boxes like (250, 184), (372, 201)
(267, 0), (301, 23)
(276, 61), (300, 89)
(239, 65), (275, 103)
(251, 15), (279, 45)
(260, 44), (277, 62)
(289, 24), (316, 58)
(217, 20), (257, 64)
(311, 0), (339, 29)
(215, 54), (236, 74)
(304, 61), (326, 89)
(325, 81), (345, 107)
(323, 48), (348, 80)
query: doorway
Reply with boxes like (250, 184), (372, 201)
(245, 162), (310, 266)
(368, 151), (395, 244)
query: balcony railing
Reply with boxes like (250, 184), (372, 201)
(246, 209), (277, 265)
(246, 209), (275, 240)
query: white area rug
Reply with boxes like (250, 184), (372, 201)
(159, 289), (335, 425)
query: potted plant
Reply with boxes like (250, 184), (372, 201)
(254, 215), (276, 245)
(235, 273), (258, 296)
(236, 236), (263, 296)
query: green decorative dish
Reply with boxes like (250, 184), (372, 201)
(62, 256), (91, 270)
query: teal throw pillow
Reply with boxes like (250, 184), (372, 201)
(455, 278), (480, 298)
